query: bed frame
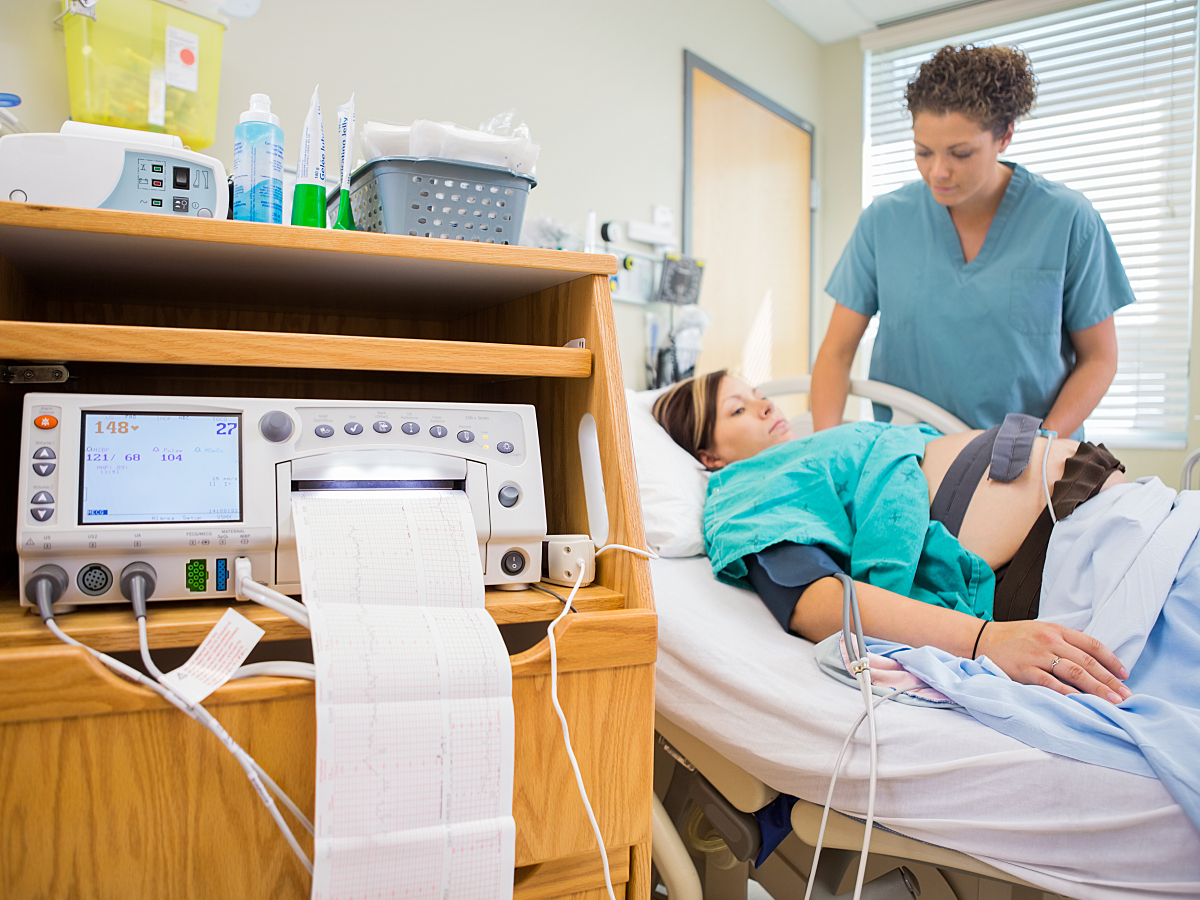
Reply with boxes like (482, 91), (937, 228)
(650, 376), (1061, 900)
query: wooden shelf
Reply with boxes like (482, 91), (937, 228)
(0, 202), (616, 320)
(0, 320), (592, 377)
(0, 586), (628, 654)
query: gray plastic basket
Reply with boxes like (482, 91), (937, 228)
(327, 157), (535, 244)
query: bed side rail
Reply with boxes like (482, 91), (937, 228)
(757, 376), (971, 436)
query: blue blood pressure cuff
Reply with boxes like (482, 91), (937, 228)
(743, 543), (845, 631)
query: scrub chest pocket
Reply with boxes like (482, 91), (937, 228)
(1009, 268), (1064, 334)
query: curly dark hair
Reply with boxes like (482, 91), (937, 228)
(905, 45), (1037, 137)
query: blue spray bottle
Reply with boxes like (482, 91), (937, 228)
(233, 93), (284, 224)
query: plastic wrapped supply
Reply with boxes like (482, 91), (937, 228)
(291, 85), (325, 228)
(360, 120), (410, 159)
(332, 94), (355, 231)
(406, 110), (539, 176)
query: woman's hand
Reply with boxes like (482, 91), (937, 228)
(977, 620), (1131, 704)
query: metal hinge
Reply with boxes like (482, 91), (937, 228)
(2, 364), (70, 385)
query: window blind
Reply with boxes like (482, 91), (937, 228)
(864, 0), (1198, 447)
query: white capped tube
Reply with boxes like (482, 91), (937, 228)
(337, 93), (355, 190)
(295, 85), (325, 187)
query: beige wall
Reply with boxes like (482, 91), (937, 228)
(0, 0), (826, 390)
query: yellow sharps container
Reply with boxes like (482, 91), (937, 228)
(62, 0), (227, 150)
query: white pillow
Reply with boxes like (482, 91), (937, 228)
(625, 387), (709, 557)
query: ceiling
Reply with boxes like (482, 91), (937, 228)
(763, 0), (983, 45)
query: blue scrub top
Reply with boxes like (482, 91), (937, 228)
(825, 162), (1136, 438)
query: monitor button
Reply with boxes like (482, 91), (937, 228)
(496, 441), (514, 454)
(32, 462), (55, 476)
(33, 447), (57, 459)
(498, 485), (520, 508)
(31, 491), (54, 505)
(314, 424), (335, 438)
(401, 422), (420, 435)
(344, 422), (364, 435)
(34, 415), (58, 430)
(373, 421), (392, 434)
(31, 508), (53, 522)
(429, 425), (448, 438)
(457, 430), (475, 443)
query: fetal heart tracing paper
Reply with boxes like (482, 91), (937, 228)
(292, 491), (516, 900)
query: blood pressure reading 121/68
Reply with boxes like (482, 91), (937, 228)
(80, 412), (242, 524)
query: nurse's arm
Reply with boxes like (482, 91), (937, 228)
(811, 304), (871, 430)
(1041, 316), (1119, 438)
(790, 576), (1131, 704)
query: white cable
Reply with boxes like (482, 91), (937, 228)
(1041, 429), (1058, 525)
(46, 616), (314, 870)
(232, 661), (317, 680)
(596, 543), (659, 560)
(241, 580), (311, 629)
(852, 663), (879, 900)
(132, 616), (317, 857)
(548, 564), (617, 900)
(803, 691), (895, 900)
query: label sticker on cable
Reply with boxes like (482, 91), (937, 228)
(161, 607), (264, 704)
(165, 26), (200, 92)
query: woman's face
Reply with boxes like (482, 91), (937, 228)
(912, 110), (1013, 209)
(698, 376), (795, 470)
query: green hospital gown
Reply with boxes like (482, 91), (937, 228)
(703, 422), (995, 619)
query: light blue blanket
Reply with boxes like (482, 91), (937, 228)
(871, 478), (1200, 830)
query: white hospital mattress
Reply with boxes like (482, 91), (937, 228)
(652, 556), (1200, 899)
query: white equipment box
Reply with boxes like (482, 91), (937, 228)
(0, 122), (228, 218)
(18, 394), (547, 608)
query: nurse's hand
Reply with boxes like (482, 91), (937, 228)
(977, 621), (1131, 704)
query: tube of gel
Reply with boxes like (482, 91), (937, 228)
(333, 93), (356, 231)
(291, 86), (326, 228)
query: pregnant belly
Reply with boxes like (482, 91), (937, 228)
(921, 431), (1125, 570)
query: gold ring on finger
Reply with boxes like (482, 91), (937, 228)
(1051, 657), (1061, 671)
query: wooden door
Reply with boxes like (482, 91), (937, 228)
(685, 54), (813, 401)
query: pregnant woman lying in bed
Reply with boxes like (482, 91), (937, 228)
(652, 370), (1132, 706)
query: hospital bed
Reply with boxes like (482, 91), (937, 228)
(627, 377), (1200, 900)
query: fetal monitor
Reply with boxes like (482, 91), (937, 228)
(0, 122), (228, 218)
(18, 393), (547, 609)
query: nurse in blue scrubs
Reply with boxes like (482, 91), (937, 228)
(811, 45), (1136, 440)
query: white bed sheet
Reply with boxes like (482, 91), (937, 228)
(652, 556), (1200, 899)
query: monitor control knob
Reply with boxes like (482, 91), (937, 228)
(259, 411), (294, 443)
(498, 485), (520, 508)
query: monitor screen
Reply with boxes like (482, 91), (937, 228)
(79, 412), (242, 525)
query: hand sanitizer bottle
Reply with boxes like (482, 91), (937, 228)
(233, 93), (284, 223)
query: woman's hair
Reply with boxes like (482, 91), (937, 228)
(905, 44), (1037, 137)
(651, 370), (726, 464)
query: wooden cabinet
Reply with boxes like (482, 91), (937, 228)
(0, 202), (655, 899)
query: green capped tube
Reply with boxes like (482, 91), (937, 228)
(333, 94), (356, 231)
(291, 85), (326, 228)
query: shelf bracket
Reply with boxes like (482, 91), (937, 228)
(2, 364), (69, 385)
